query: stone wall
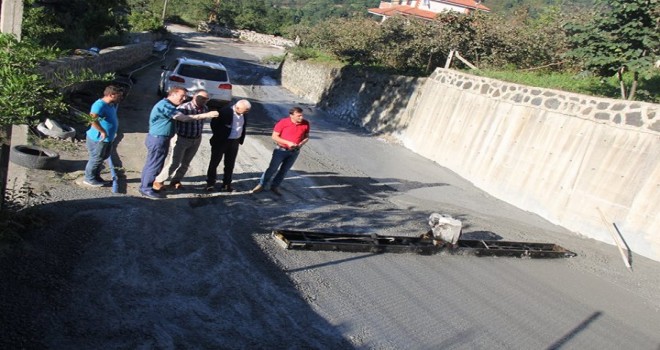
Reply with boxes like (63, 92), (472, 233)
(282, 59), (425, 136)
(125, 31), (163, 45)
(281, 60), (660, 262)
(198, 23), (296, 47)
(281, 59), (342, 104)
(39, 41), (155, 84)
(430, 70), (658, 132)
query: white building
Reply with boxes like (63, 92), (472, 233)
(368, 0), (490, 21)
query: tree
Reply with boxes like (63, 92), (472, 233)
(22, 0), (129, 49)
(0, 34), (66, 128)
(0, 34), (64, 210)
(0, 33), (111, 210)
(375, 16), (443, 74)
(564, 0), (660, 100)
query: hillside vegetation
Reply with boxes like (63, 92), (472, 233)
(20, 0), (660, 102)
(484, 0), (595, 15)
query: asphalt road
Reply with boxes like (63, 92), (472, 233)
(1, 25), (659, 349)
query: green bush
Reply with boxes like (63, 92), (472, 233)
(128, 11), (165, 32)
(288, 8), (658, 102)
(288, 46), (321, 61)
(294, 9), (571, 74)
(0, 34), (65, 127)
(0, 34), (115, 128)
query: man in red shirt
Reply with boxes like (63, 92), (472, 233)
(252, 106), (309, 195)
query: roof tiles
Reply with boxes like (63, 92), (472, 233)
(368, 1), (490, 20)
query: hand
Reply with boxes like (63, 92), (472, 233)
(202, 111), (219, 119)
(99, 130), (107, 141)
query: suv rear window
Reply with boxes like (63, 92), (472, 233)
(177, 64), (228, 81)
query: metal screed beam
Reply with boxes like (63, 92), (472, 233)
(272, 230), (577, 259)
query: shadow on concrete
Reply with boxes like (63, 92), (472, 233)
(546, 311), (603, 350)
(462, 230), (503, 240)
(57, 159), (87, 173)
(0, 194), (356, 348)
(0, 161), (474, 347)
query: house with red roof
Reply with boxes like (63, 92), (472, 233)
(368, 0), (490, 21)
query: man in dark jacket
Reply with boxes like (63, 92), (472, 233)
(206, 99), (251, 192)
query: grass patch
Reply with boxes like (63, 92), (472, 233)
(26, 128), (85, 153)
(35, 137), (84, 153)
(261, 54), (286, 65)
(288, 46), (339, 64)
(307, 52), (341, 64)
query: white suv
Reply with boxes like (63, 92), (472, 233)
(158, 57), (232, 107)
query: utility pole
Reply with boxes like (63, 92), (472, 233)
(0, 0), (23, 40)
(0, 0), (24, 209)
(162, 0), (168, 22)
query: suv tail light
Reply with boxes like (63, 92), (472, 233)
(169, 75), (185, 83)
(219, 83), (232, 90)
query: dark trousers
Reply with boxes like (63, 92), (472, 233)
(206, 139), (240, 186)
(140, 134), (171, 192)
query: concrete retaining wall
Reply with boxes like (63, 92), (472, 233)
(281, 60), (660, 262)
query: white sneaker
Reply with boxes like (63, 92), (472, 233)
(83, 179), (104, 187)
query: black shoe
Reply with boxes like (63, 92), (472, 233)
(221, 184), (234, 193)
(95, 176), (109, 183)
(271, 187), (282, 196)
(205, 184), (215, 192)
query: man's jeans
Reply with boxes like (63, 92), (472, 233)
(85, 138), (112, 182)
(259, 147), (299, 189)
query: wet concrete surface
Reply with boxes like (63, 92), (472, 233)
(1, 25), (659, 349)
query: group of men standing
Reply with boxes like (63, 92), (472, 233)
(83, 85), (310, 199)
